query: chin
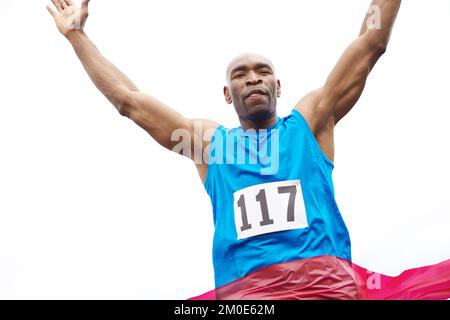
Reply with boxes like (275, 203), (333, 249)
(245, 105), (272, 121)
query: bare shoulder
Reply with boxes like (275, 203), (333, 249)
(187, 118), (221, 144)
(294, 89), (336, 163)
(185, 118), (221, 186)
(294, 88), (327, 135)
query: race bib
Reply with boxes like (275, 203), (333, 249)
(233, 180), (308, 240)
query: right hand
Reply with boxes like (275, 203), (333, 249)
(47, 0), (90, 37)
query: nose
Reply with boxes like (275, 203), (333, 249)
(245, 71), (263, 86)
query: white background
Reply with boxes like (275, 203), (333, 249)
(0, 0), (449, 299)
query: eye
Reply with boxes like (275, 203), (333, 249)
(259, 68), (272, 75)
(233, 73), (244, 79)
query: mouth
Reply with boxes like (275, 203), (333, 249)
(244, 89), (267, 100)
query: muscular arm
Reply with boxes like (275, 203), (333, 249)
(295, 0), (401, 162)
(47, 0), (219, 182)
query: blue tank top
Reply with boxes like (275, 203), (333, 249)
(204, 108), (351, 288)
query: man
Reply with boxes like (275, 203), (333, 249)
(47, 0), (402, 299)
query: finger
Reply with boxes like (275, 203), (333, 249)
(81, 0), (90, 12)
(46, 5), (58, 18)
(57, 0), (67, 9)
(65, 0), (74, 6)
(51, 0), (62, 12)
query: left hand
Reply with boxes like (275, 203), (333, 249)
(47, 0), (90, 38)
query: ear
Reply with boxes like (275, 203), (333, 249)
(276, 79), (281, 98)
(223, 86), (233, 104)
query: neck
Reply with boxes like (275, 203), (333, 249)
(239, 112), (278, 131)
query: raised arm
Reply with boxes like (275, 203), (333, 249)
(47, 0), (219, 182)
(295, 0), (401, 162)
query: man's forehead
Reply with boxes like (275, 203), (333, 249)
(226, 53), (275, 77)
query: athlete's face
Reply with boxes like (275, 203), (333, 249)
(224, 54), (281, 122)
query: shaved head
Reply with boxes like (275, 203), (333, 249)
(226, 53), (276, 83)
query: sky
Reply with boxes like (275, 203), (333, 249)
(0, 0), (449, 299)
